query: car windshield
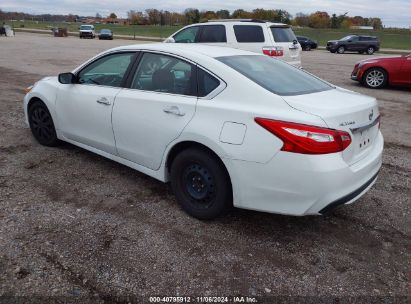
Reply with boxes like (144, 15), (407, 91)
(217, 55), (333, 96)
(340, 35), (355, 41)
(80, 25), (93, 30)
(100, 29), (111, 33)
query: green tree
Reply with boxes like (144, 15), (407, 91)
(184, 8), (200, 24)
(216, 9), (230, 19)
(232, 9), (251, 19)
(109, 12), (117, 19)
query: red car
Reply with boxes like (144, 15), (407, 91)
(351, 54), (411, 89)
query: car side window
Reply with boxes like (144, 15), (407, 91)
(197, 69), (220, 97)
(199, 25), (227, 43)
(234, 25), (265, 43)
(173, 26), (199, 43)
(77, 53), (134, 87)
(131, 52), (196, 96)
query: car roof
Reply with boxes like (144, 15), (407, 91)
(186, 20), (288, 27)
(111, 43), (258, 59)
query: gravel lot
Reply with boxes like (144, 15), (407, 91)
(0, 33), (410, 302)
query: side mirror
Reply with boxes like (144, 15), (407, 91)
(164, 37), (175, 43)
(58, 72), (76, 84)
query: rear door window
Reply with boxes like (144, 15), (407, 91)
(197, 69), (220, 97)
(234, 25), (265, 43)
(199, 25), (227, 43)
(270, 27), (297, 42)
(130, 53), (196, 96)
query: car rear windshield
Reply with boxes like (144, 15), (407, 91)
(270, 26), (296, 42)
(217, 55), (332, 96)
(81, 25), (93, 30)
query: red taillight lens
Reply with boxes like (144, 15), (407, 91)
(255, 118), (352, 154)
(262, 46), (284, 57)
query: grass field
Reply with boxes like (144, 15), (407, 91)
(7, 20), (411, 49)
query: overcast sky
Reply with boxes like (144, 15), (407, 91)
(1, 0), (410, 28)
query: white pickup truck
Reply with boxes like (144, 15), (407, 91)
(79, 24), (95, 39)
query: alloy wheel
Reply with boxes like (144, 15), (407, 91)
(30, 107), (54, 142)
(365, 69), (385, 88)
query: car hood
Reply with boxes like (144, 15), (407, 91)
(357, 56), (402, 66)
(327, 40), (338, 43)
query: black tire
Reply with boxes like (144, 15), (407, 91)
(337, 46), (345, 54)
(358, 51), (364, 54)
(367, 46), (375, 55)
(362, 68), (387, 89)
(305, 45), (311, 51)
(330, 50), (336, 53)
(28, 100), (60, 147)
(170, 148), (232, 220)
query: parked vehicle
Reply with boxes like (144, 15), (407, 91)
(98, 29), (113, 40)
(296, 36), (318, 51)
(165, 19), (302, 67)
(351, 54), (411, 88)
(24, 44), (383, 219)
(327, 35), (380, 54)
(79, 24), (95, 39)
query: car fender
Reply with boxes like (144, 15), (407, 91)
(24, 77), (59, 130)
(160, 132), (242, 205)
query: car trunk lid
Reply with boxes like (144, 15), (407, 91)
(282, 88), (380, 165)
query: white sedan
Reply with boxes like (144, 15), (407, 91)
(24, 44), (383, 219)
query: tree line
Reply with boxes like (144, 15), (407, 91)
(0, 8), (383, 29)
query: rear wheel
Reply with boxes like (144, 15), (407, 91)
(170, 148), (232, 220)
(367, 46), (375, 55)
(28, 100), (60, 146)
(337, 46), (345, 54)
(363, 68), (387, 89)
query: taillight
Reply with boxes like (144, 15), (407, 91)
(262, 46), (284, 57)
(255, 118), (352, 154)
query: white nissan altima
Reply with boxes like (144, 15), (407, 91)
(23, 44), (383, 219)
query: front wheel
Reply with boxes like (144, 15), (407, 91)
(170, 148), (232, 220)
(363, 68), (387, 89)
(28, 100), (60, 146)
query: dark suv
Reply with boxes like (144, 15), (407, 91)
(326, 35), (380, 55)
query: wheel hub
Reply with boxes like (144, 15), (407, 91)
(366, 70), (384, 87)
(183, 164), (215, 203)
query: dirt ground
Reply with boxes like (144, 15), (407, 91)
(0, 33), (410, 302)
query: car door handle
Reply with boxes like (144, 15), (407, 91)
(163, 106), (185, 116)
(96, 97), (111, 105)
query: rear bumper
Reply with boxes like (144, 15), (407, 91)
(229, 131), (383, 216)
(319, 170), (379, 214)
